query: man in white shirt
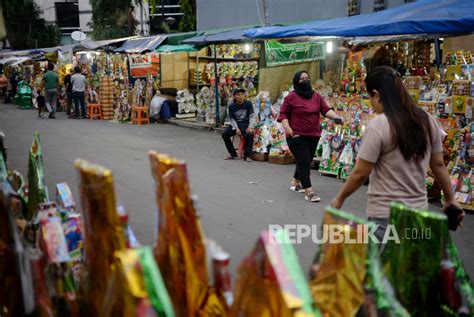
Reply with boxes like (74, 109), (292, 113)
(71, 66), (87, 119)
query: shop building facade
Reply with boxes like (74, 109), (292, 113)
(34, 0), (149, 44)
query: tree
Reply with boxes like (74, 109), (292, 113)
(178, 0), (196, 32)
(90, 0), (196, 39)
(2, 0), (60, 49)
(89, 0), (136, 40)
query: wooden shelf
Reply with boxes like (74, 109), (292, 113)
(189, 83), (211, 87)
(190, 80), (259, 88)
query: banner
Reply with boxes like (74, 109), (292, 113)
(58, 50), (73, 65)
(129, 53), (160, 78)
(265, 40), (325, 67)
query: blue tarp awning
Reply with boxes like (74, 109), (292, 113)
(244, 0), (474, 39)
(114, 35), (167, 53)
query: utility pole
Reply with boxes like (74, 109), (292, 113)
(161, 1), (166, 33)
(262, 0), (270, 25)
(140, 0), (145, 36)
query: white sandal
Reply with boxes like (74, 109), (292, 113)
(290, 184), (305, 193)
(305, 192), (321, 202)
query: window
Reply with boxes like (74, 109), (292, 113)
(150, 0), (182, 33)
(374, 0), (386, 12)
(55, 2), (79, 28)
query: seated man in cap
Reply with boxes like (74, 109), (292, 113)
(222, 88), (256, 162)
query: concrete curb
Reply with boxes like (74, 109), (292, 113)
(168, 118), (225, 132)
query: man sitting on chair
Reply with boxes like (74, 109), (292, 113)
(222, 88), (256, 162)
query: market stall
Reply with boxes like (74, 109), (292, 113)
(242, 0), (474, 210)
(180, 27), (328, 131)
(72, 35), (167, 121)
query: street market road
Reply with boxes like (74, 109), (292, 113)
(1, 103), (473, 276)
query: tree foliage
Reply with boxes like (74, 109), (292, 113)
(2, 0), (60, 49)
(90, 0), (195, 39)
(89, 0), (137, 40)
(178, 0), (196, 32)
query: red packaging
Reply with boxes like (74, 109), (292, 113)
(30, 255), (54, 317)
(212, 251), (231, 292)
(441, 260), (462, 309)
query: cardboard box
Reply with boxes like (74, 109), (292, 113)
(469, 65), (474, 81)
(452, 80), (470, 96)
(56, 183), (75, 211)
(251, 152), (269, 162)
(408, 89), (420, 104)
(466, 98), (473, 119)
(404, 76), (422, 90)
(446, 65), (462, 81)
(452, 95), (467, 114)
(268, 155), (295, 165)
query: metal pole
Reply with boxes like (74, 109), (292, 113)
(262, 0), (270, 25)
(140, 0), (144, 36)
(196, 53), (200, 92)
(213, 45), (220, 126)
(319, 60), (324, 80)
(434, 38), (441, 71)
(187, 52), (190, 89)
(162, 1), (164, 31)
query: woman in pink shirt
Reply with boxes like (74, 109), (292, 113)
(331, 66), (464, 238)
(278, 71), (341, 202)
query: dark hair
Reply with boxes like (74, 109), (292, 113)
(47, 63), (54, 71)
(365, 66), (432, 162)
(74, 66), (81, 73)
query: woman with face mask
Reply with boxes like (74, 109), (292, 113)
(331, 66), (464, 238)
(278, 71), (342, 202)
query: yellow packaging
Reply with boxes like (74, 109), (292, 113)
(408, 89), (420, 104)
(446, 65), (462, 81)
(74, 159), (126, 316)
(452, 95), (467, 114)
(148, 152), (221, 316)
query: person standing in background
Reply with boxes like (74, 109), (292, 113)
(36, 90), (46, 118)
(64, 68), (73, 117)
(9, 68), (20, 103)
(0, 72), (7, 99)
(71, 66), (87, 119)
(42, 63), (59, 119)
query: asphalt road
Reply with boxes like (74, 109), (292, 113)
(1, 103), (472, 277)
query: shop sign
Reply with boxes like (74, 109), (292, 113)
(264, 40), (325, 67)
(129, 53), (160, 77)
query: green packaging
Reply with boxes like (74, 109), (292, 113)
(382, 202), (474, 316)
(27, 131), (49, 221)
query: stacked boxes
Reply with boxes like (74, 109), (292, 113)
(100, 76), (114, 120)
(452, 80), (471, 115)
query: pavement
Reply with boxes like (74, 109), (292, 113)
(1, 102), (473, 276)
